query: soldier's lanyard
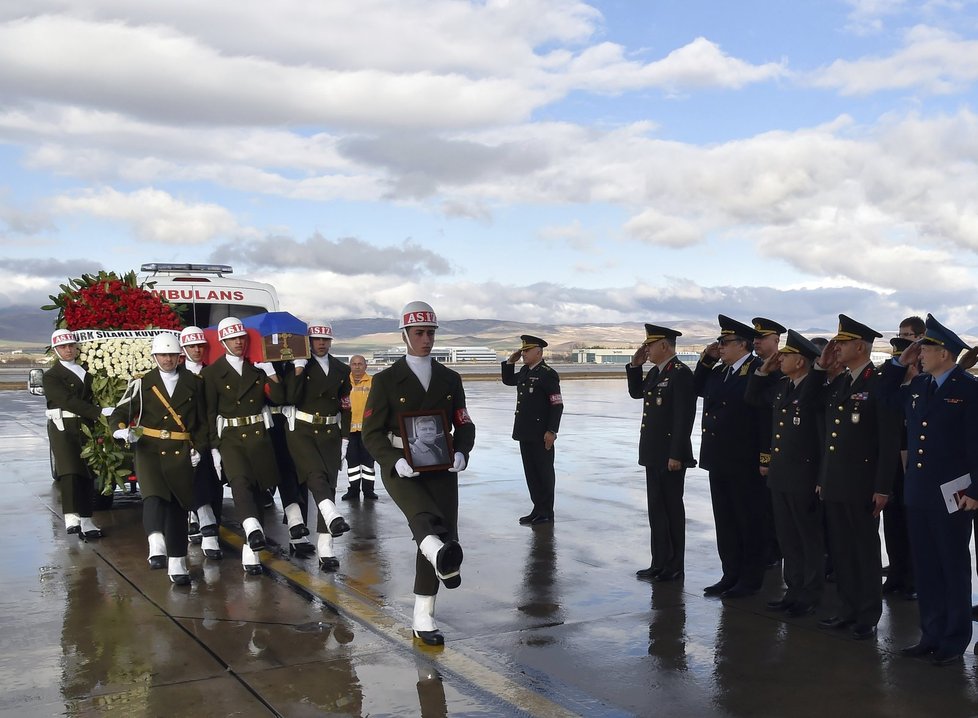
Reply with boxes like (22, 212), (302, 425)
(151, 385), (187, 432)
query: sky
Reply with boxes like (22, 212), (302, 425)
(2, 0), (978, 332)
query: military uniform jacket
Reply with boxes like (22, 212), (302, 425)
(817, 363), (901, 503)
(878, 362), (978, 512)
(500, 361), (563, 441)
(693, 355), (767, 473)
(109, 367), (208, 507)
(284, 355), (353, 476)
(201, 355), (286, 490)
(746, 371), (821, 494)
(43, 361), (101, 478)
(362, 358), (475, 479)
(626, 357), (695, 470)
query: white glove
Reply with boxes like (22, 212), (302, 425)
(112, 428), (128, 441)
(395, 458), (419, 478)
(190, 449), (201, 468)
(341, 438), (349, 460)
(294, 359), (308, 369)
(101, 407), (114, 416)
(254, 361), (276, 377)
(211, 448), (222, 477)
(448, 452), (467, 473)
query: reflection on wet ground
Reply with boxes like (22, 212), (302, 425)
(2, 382), (978, 717)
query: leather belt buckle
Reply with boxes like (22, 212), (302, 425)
(159, 429), (170, 440)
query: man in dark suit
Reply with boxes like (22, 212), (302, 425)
(43, 329), (107, 538)
(285, 320), (352, 571)
(695, 315), (768, 599)
(815, 315), (901, 640)
(627, 324), (696, 582)
(201, 317), (285, 575)
(502, 335), (563, 525)
(879, 314), (978, 665)
(746, 330), (824, 616)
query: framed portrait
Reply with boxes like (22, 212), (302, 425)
(398, 409), (454, 473)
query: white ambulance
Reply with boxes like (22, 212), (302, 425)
(139, 263), (279, 326)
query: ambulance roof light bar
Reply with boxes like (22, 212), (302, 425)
(141, 263), (233, 276)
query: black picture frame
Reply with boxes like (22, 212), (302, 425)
(398, 409), (454, 473)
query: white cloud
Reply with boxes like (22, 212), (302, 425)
(811, 25), (978, 94)
(50, 187), (252, 244)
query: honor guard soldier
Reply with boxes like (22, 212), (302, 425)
(880, 315), (978, 665)
(626, 324), (696, 582)
(43, 329), (108, 538)
(362, 301), (475, 646)
(745, 330), (825, 616)
(110, 334), (208, 584)
(180, 326), (223, 560)
(201, 317), (285, 574)
(502, 335), (563, 525)
(284, 320), (353, 571)
(341, 355), (379, 500)
(695, 315), (768, 599)
(814, 315), (901, 640)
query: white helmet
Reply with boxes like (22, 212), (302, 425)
(51, 329), (78, 347)
(398, 301), (438, 329)
(307, 320), (334, 339)
(217, 317), (246, 340)
(180, 326), (207, 346)
(151, 333), (181, 355)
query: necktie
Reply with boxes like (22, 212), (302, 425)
(928, 377), (938, 399)
(724, 365), (736, 382)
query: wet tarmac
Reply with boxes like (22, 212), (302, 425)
(4, 380), (978, 717)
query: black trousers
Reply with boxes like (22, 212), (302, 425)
(771, 488), (824, 605)
(824, 499), (882, 625)
(143, 495), (189, 557)
(60, 473), (94, 517)
(646, 466), (686, 573)
(191, 451), (223, 526)
(382, 469), (459, 596)
(519, 439), (555, 519)
(346, 432), (376, 480)
(708, 469), (766, 590)
(882, 460), (914, 589)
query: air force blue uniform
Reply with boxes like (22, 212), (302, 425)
(879, 361), (978, 657)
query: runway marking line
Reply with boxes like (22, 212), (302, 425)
(220, 527), (582, 718)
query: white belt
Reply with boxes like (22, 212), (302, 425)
(387, 432), (404, 449)
(45, 408), (78, 432)
(224, 414), (264, 428)
(45, 409), (79, 420)
(295, 410), (339, 426)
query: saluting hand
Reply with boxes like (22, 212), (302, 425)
(958, 346), (978, 371)
(816, 340), (839, 369)
(507, 349), (521, 364)
(898, 342), (922, 368)
(760, 351), (781, 374)
(703, 342), (720, 360)
(630, 345), (647, 367)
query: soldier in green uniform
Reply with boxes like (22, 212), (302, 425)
(284, 320), (352, 572)
(362, 301), (476, 646)
(43, 329), (107, 538)
(502, 335), (563, 525)
(201, 317), (285, 575)
(110, 333), (208, 584)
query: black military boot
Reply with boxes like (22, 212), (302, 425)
(341, 480), (361, 501)
(362, 479), (379, 500)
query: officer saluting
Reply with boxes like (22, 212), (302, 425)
(626, 324), (696, 582)
(201, 317), (285, 575)
(502, 335), (563, 525)
(43, 329), (107, 539)
(880, 315), (978, 665)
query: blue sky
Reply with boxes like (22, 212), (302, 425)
(2, 0), (978, 332)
